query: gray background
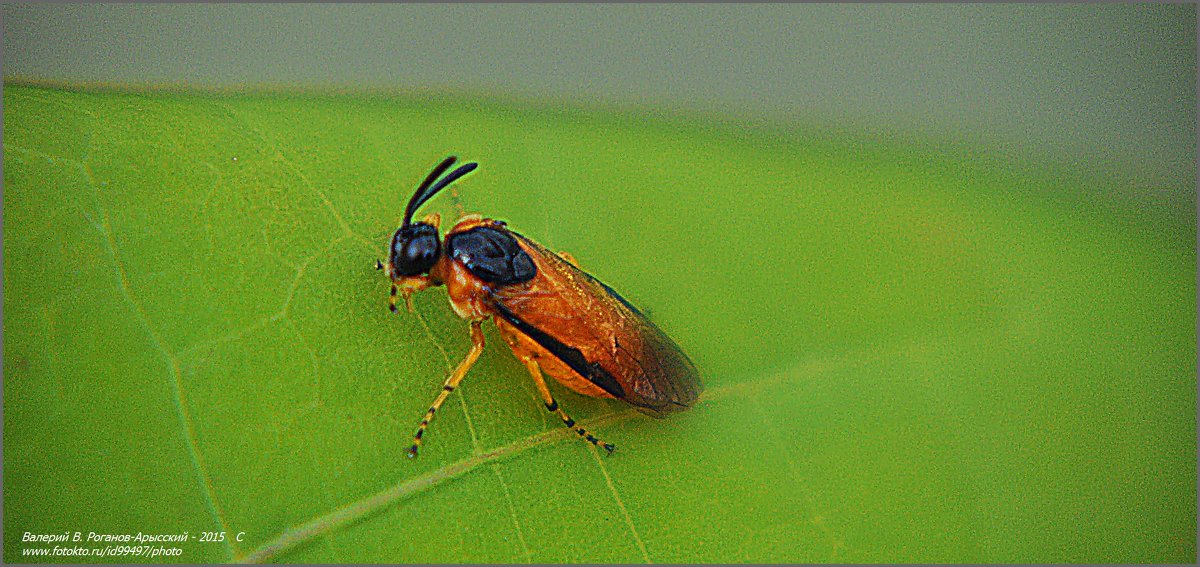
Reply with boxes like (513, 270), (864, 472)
(3, 3), (1196, 199)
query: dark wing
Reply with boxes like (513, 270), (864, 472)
(488, 232), (702, 415)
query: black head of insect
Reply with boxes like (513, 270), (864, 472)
(389, 156), (478, 276)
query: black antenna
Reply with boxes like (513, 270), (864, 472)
(403, 157), (478, 226)
(404, 156), (456, 226)
(427, 162), (477, 203)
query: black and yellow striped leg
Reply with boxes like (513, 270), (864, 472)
(376, 259), (401, 313)
(408, 321), (486, 458)
(520, 358), (616, 455)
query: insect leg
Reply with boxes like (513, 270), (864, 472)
(447, 183), (466, 219)
(420, 212), (442, 230)
(391, 275), (435, 313)
(519, 357), (616, 455)
(556, 250), (580, 268)
(408, 320), (485, 458)
(376, 260), (404, 313)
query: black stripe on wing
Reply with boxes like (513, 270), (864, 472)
(491, 302), (627, 399)
(501, 232), (701, 413)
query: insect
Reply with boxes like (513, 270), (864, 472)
(377, 156), (702, 457)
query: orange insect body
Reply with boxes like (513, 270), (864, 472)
(380, 157), (701, 457)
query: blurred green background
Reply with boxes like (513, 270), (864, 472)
(4, 4), (1196, 199)
(3, 4), (1196, 564)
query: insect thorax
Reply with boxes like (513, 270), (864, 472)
(446, 225), (537, 286)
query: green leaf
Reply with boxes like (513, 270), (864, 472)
(3, 84), (1195, 564)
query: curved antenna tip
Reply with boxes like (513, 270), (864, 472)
(403, 157), (479, 226)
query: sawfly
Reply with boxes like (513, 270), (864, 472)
(378, 156), (702, 457)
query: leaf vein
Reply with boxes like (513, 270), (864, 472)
(590, 446), (651, 563)
(233, 349), (877, 564)
(78, 157), (236, 559)
(211, 100), (375, 255)
(413, 310), (535, 560)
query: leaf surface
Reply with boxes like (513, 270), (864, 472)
(3, 84), (1195, 563)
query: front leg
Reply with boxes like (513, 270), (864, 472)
(396, 276), (436, 313)
(408, 320), (486, 457)
(378, 259), (436, 313)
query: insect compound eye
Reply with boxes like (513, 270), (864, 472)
(391, 222), (441, 276)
